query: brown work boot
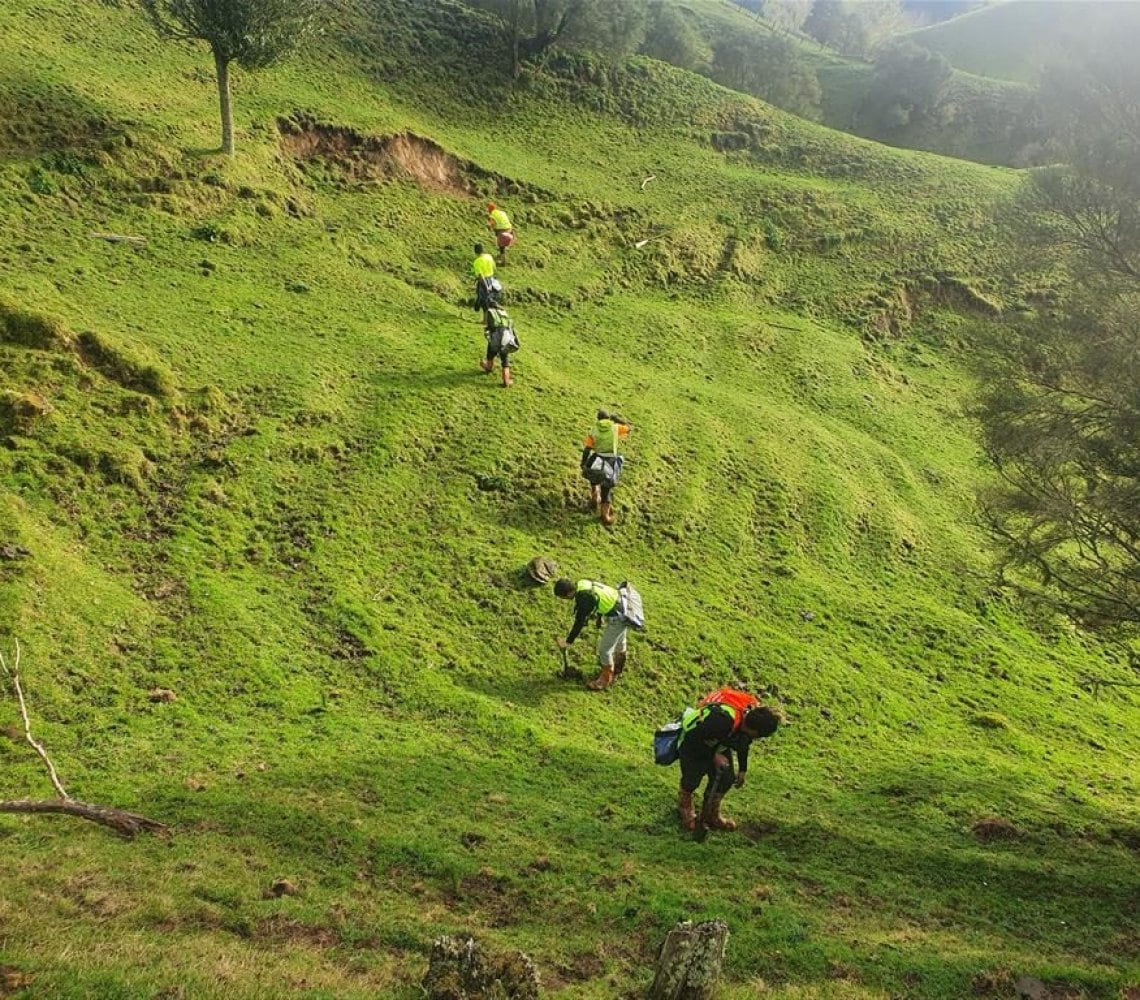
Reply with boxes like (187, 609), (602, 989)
(678, 787), (696, 831)
(586, 664), (615, 691)
(599, 502), (615, 526)
(501, 367), (513, 388)
(479, 359), (493, 373)
(613, 651), (626, 678)
(589, 485), (601, 510)
(705, 793), (737, 831)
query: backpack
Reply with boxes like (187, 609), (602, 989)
(583, 452), (623, 487)
(617, 581), (644, 630)
(698, 687), (760, 734)
(486, 309), (520, 354)
(475, 276), (502, 310)
(653, 707), (697, 765)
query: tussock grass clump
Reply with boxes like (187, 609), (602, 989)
(0, 389), (52, 434)
(0, 295), (72, 350)
(970, 710), (1013, 730)
(75, 329), (176, 398)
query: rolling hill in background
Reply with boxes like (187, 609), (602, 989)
(901, 0), (1125, 84)
(0, 0), (1137, 997)
(654, 0), (1040, 167)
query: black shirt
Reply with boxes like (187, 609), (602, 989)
(683, 706), (753, 771)
(565, 589), (601, 644)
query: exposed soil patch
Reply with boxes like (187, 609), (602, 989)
(279, 114), (476, 195)
(255, 914), (340, 949)
(972, 816), (1022, 842)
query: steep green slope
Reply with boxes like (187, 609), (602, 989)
(0, 2), (1137, 999)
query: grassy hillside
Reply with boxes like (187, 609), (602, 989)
(0, 1), (1138, 998)
(902, 0), (1122, 84)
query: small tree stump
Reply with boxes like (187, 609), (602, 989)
(423, 934), (540, 1000)
(648, 920), (730, 1000)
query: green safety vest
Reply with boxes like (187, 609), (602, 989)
(576, 579), (620, 617)
(592, 418), (621, 455)
(679, 704), (739, 750)
(486, 307), (511, 330)
(490, 208), (512, 231)
(472, 253), (496, 278)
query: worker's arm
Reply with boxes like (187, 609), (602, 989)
(734, 734), (752, 785)
(564, 592), (596, 644)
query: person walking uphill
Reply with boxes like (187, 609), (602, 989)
(553, 577), (644, 691)
(581, 410), (631, 526)
(487, 202), (514, 264)
(471, 243), (500, 313)
(677, 688), (779, 833)
(481, 304), (518, 388)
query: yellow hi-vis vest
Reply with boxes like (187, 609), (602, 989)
(489, 208), (512, 231)
(472, 253), (496, 278)
(680, 704), (740, 749)
(592, 418), (621, 455)
(576, 579), (619, 617)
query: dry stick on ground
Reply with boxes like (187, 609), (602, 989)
(89, 231), (147, 245)
(1081, 675), (1140, 698)
(0, 638), (167, 838)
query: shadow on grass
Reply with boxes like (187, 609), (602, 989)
(112, 727), (1137, 998)
(0, 71), (135, 157)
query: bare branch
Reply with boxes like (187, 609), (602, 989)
(0, 638), (69, 799)
(0, 798), (168, 838)
(0, 639), (167, 838)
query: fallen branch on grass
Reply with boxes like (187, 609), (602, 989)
(0, 798), (167, 836)
(89, 231), (147, 245)
(0, 638), (167, 838)
(1080, 675), (1140, 699)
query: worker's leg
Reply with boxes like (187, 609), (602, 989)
(481, 341), (495, 373)
(678, 742), (714, 831)
(706, 752), (738, 831)
(612, 627), (628, 676)
(588, 618), (626, 690)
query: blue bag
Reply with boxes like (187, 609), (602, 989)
(653, 708), (696, 765)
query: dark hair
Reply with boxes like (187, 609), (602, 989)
(553, 578), (575, 598)
(474, 243), (484, 254)
(596, 409), (609, 420)
(744, 707), (780, 738)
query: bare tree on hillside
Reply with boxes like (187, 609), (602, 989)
(138, 0), (322, 154)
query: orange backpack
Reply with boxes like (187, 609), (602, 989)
(698, 688), (760, 733)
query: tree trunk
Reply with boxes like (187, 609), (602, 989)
(213, 49), (235, 155)
(0, 798), (168, 838)
(649, 920), (730, 1000)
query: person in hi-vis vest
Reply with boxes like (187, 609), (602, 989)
(553, 577), (629, 690)
(580, 409), (631, 526)
(487, 202), (514, 263)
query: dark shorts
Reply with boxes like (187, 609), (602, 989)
(679, 743), (735, 794)
(485, 341), (510, 367)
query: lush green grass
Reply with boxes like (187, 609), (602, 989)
(0, 1), (1137, 998)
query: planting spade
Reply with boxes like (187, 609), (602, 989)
(558, 646), (583, 681)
